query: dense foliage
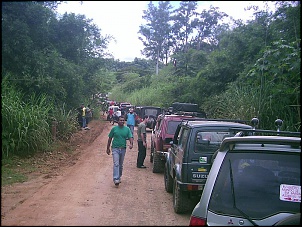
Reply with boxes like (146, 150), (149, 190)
(2, 1), (300, 158)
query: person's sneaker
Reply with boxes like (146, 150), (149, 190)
(114, 180), (119, 187)
(137, 165), (147, 168)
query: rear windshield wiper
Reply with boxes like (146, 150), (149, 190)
(229, 159), (258, 226)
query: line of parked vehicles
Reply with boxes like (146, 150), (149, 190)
(105, 101), (162, 128)
(105, 101), (301, 225)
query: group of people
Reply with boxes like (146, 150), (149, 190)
(77, 103), (93, 130)
(106, 109), (149, 187)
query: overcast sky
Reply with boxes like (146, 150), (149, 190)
(57, 1), (276, 62)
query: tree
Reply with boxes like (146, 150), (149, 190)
(193, 5), (228, 49)
(138, 1), (173, 75)
(170, 1), (199, 76)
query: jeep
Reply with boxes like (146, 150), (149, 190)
(134, 106), (162, 129)
(189, 120), (301, 225)
(165, 119), (253, 213)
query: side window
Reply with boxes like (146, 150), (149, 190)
(178, 128), (189, 150)
(196, 131), (230, 143)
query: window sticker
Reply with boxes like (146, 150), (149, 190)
(280, 184), (301, 202)
(199, 157), (207, 163)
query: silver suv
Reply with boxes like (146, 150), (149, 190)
(189, 126), (301, 226)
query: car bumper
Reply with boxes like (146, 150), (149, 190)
(177, 180), (205, 193)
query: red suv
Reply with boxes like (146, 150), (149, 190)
(150, 113), (200, 173)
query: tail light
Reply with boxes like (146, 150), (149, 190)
(189, 216), (207, 226)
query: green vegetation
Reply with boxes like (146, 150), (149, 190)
(2, 1), (300, 185)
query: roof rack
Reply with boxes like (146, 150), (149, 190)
(234, 118), (300, 137)
(181, 118), (249, 125)
(234, 129), (301, 137)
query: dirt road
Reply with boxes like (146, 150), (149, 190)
(1, 117), (191, 226)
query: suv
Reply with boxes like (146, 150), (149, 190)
(164, 119), (253, 213)
(189, 121), (301, 225)
(135, 106), (162, 129)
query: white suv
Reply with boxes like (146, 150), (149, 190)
(189, 130), (301, 226)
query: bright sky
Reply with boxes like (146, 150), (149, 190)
(57, 1), (276, 62)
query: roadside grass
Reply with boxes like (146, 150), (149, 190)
(1, 156), (36, 186)
(1, 140), (74, 186)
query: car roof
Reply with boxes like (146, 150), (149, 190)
(182, 120), (252, 128)
(220, 136), (301, 152)
(162, 114), (198, 120)
(136, 106), (161, 109)
(108, 105), (119, 109)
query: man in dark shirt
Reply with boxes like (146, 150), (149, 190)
(136, 115), (149, 168)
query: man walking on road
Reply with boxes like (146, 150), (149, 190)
(106, 116), (134, 187)
(125, 108), (136, 137)
(137, 115), (149, 168)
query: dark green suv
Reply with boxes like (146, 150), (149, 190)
(164, 119), (253, 213)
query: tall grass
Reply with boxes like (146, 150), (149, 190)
(51, 103), (79, 141)
(203, 82), (300, 131)
(2, 80), (54, 157)
(2, 78), (85, 158)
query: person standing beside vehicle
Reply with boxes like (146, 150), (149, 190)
(125, 108), (136, 137)
(108, 107), (114, 123)
(137, 115), (149, 168)
(112, 108), (122, 125)
(85, 104), (92, 129)
(106, 116), (134, 187)
(81, 103), (87, 129)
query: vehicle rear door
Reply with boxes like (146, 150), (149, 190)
(185, 127), (230, 184)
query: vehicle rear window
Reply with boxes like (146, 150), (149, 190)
(144, 109), (160, 117)
(167, 121), (182, 134)
(209, 152), (301, 219)
(194, 131), (233, 153)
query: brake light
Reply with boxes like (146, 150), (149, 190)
(187, 185), (199, 191)
(189, 216), (207, 226)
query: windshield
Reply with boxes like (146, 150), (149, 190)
(208, 152), (301, 219)
(144, 108), (160, 117)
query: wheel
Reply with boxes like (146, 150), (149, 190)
(150, 143), (154, 163)
(152, 152), (164, 173)
(173, 177), (188, 214)
(164, 163), (173, 193)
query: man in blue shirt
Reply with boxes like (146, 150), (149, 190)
(126, 108), (136, 137)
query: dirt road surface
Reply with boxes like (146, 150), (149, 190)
(1, 116), (191, 226)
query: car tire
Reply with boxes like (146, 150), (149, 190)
(173, 177), (188, 214)
(152, 152), (164, 173)
(150, 143), (154, 163)
(164, 163), (173, 193)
